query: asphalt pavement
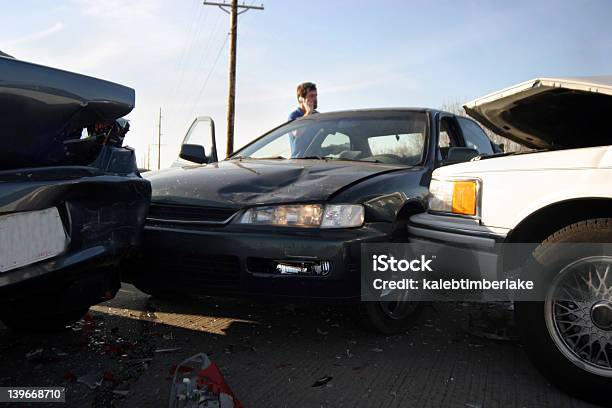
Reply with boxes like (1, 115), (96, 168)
(0, 283), (604, 408)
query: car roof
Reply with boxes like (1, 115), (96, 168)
(293, 108), (447, 120)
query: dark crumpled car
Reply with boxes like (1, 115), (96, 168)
(124, 109), (499, 333)
(0, 56), (150, 331)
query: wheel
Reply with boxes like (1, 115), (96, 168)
(359, 232), (423, 334)
(1, 307), (89, 332)
(515, 218), (612, 405)
(361, 299), (422, 334)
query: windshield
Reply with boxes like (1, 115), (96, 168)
(231, 113), (428, 166)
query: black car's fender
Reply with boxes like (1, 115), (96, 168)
(329, 166), (431, 233)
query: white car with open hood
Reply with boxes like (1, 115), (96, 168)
(409, 76), (612, 405)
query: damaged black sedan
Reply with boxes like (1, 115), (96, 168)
(125, 109), (498, 332)
(0, 56), (150, 330)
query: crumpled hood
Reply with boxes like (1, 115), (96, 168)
(146, 159), (406, 208)
(0, 56), (134, 169)
(464, 76), (612, 149)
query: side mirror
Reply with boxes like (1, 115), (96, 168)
(443, 147), (479, 165)
(179, 116), (218, 163)
(179, 144), (208, 164)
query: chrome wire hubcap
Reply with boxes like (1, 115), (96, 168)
(545, 256), (612, 377)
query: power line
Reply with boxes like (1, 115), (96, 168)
(165, 1), (208, 142)
(185, 34), (229, 122)
(190, 13), (224, 90)
(167, 2), (205, 105)
(174, 12), (225, 123)
(172, 7), (210, 101)
(157, 107), (162, 170)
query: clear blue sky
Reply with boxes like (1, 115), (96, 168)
(2, 0), (611, 167)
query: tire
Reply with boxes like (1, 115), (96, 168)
(1, 307), (89, 332)
(515, 218), (612, 406)
(359, 231), (423, 334)
(361, 300), (422, 334)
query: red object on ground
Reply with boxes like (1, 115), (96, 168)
(196, 363), (239, 400)
(169, 353), (243, 408)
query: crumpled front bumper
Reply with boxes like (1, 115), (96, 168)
(124, 221), (393, 301)
(0, 168), (150, 312)
(408, 212), (509, 282)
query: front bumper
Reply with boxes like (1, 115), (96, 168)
(124, 222), (393, 301)
(408, 212), (508, 282)
(0, 169), (150, 313)
(0, 245), (124, 315)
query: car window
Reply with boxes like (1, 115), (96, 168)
(458, 117), (494, 155)
(183, 118), (215, 159)
(247, 131), (292, 158)
(439, 128), (452, 148)
(368, 134), (424, 158)
(233, 113), (428, 166)
(438, 117), (461, 161)
(320, 132), (350, 158)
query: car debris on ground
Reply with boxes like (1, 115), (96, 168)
(169, 353), (242, 408)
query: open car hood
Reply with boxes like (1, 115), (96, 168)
(463, 76), (612, 149)
(0, 56), (135, 169)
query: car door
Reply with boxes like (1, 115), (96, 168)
(173, 116), (218, 166)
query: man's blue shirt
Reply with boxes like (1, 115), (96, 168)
(288, 108), (304, 156)
(288, 108), (305, 121)
(288, 108), (318, 156)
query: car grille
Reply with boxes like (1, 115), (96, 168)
(147, 203), (238, 224)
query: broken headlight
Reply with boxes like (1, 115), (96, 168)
(235, 204), (364, 228)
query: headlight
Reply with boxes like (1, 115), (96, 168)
(429, 178), (480, 217)
(321, 204), (364, 228)
(236, 204), (364, 228)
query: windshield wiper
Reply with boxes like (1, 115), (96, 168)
(327, 157), (381, 163)
(295, 155), (381, 163)
(297, 155), (328, 160)
(230, 155), (286, 160)
(234, 155), (381, 163)
(475, 149), (543, 161)
(250, 156), (287, 160)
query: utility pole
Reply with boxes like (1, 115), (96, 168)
(203, 1), (264, 156)
(157, 107), (162, 170)
(147, 144), (151, 170)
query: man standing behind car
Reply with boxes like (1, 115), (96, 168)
(289, 82), (318, 121)
(289, 82), (318, 157)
